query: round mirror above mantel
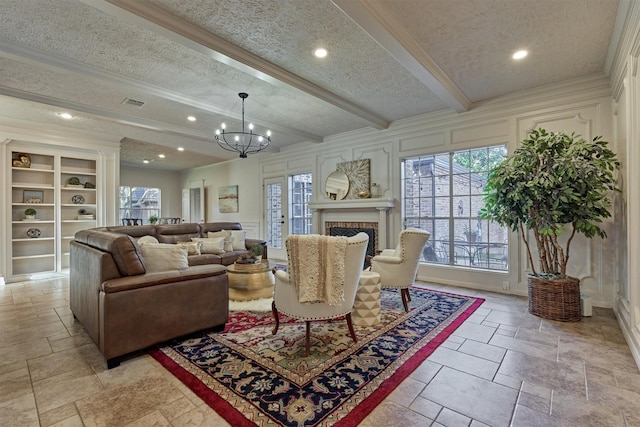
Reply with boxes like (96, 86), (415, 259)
(325, 171), (350, 200)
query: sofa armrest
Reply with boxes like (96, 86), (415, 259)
(371, 255), (403, 264)
(101, 264), (226, 293)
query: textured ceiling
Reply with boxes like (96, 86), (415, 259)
(0, 0), (622, 171)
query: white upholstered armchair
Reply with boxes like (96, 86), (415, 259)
(370, 228), (431, 312)
(272, 232), (369, 356)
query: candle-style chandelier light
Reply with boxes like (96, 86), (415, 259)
(215, 92), (271, 158)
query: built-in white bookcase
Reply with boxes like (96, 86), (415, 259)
(8, 149), (99, 280)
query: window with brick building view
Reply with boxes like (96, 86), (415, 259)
(289, 173), (313, 235)
(402, 146), (508, 271)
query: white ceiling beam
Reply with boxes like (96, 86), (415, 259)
(0, 38), (323, 144)
(80, 0), (389, 130)
(332, 0), (471, 113)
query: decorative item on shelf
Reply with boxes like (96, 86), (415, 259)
(215, 92), (271, 158)
(371, 182), (379, 198)
(77, 208), (94, 220)
(480, 128), (620, 322)
(23, 190), (44, 204)
(12, 153), (31, 168)
(24, 208), (37, 220)
(336, 159), (371, 199)
(71, 194), (85, 204)
(84, 181), (95, 189)
(66, 177), (84, 188)
(26, 228), (41, 238)
(148, 215), (159, 225)
(325, 170), (349, 200)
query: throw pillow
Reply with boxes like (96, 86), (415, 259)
(191, 237), (225, 254)
(229, 230), (246, 251)
(177, 241), (201, 256)
(208, 230), (233, 252)
(137, 235), (159, 246)
(140, 243), (188, 273)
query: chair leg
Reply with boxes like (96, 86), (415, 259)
(401, 289), (410, 312)
(305, 321), (311, 357)
(345, 313), (358, 343)
(271, 301), (280, 335)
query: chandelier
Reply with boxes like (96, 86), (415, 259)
(215, 92), (271, 158)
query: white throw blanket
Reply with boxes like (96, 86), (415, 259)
(286, 234), (347, 306)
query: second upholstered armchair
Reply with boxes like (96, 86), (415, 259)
(272, 232), (369, 356)
(370, 228), (431, 312)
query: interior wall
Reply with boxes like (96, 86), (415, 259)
(247, 76), (616, 304)
(120, 166), (182, 221)
(180, 157), (262, 238)
(609, 0), (640, 370)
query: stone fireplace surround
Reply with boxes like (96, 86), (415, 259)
(308, 198), (395, 252)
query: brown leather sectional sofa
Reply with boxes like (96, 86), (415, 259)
(70, 222), (266, 368)
(103, 221), (268, 265)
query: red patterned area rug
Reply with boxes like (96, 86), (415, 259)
(150, 287), (484, 426)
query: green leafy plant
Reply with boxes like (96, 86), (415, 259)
(250, 244), (264, 258)
(480, 128), (620, 278)
(148, 215), (159, 224)
(24, 208), (37, 216)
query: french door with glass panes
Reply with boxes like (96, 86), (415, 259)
(264, 177), (286, 260)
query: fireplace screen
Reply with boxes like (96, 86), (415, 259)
(328, 226), (376, 268)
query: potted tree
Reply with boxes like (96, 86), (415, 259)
(480, 128), (620, 321)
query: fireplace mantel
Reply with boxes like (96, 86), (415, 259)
(308, 198), (395, 211)
(309, 198), (395, 250)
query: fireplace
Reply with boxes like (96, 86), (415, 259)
(308, 198), (395, 252)
(326, 221), (377, 267)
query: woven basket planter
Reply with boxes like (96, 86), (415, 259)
(527, 275), (581, 322)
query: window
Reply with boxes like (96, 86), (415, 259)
(402, 145), (508, 271)
(119, 186), (160, 223)
(288, 173), (312, 235)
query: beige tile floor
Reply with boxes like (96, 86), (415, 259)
(1, 276), (640, 426)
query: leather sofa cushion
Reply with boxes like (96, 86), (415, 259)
(106, 225), (157, 238)
(200, 222), (242, 234)
(74, 229), (145, 277)
(101, 264), (227, 293)
(156, 223), (200, 244)
(188, 254), (223, 266)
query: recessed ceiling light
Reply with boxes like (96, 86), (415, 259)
(143, 159), (150, 164)
(314, 48), (328, 58)
(56, 112), (74, 120)
(177, 147), (185, 151)
(158, 154), (165, 159)
(513, 50), (528, 60)
(187, 116), (196, 122)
